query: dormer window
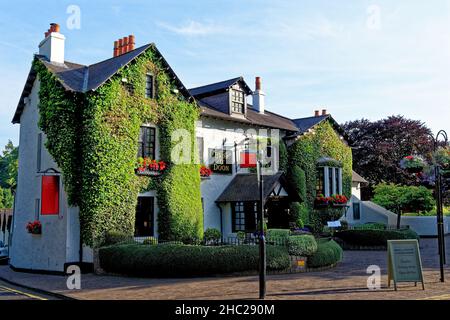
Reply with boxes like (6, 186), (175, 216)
(231, 89), (244, 114)
(145, 73), (154, 99)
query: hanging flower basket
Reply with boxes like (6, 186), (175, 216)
(26, 220), (42, 235)
(435, 148), (450, 170)
(200, 165), (212, 179)
(135, 157), (167, 176)
(400, 155), (425, 173)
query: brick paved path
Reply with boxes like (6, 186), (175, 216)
(1, 237), (449, 300)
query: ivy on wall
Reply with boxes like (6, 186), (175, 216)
(288, 121), (353, 226)
(35, 47), (202, 246)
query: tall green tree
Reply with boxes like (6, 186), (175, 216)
(0, 140), (18, 208)
(0, 140), (18, 189)
(342, 116), (433, 187)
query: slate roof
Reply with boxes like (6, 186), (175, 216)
(216, 172), (300, 202)
(12, 43), (193, 123)
(198, 100), (299, 132)
(292, 115), (330, 133)
(352, 171), (368, 184)
(290, 114), (350, 142)
(189, 77), (252, 99)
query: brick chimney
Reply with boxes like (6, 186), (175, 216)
(39, 23), (65, 64)
(322, 109), (328, 116)
(113, 35), (135, 57)
(252, 77), (265, 114)
(314, 110), (320, 117)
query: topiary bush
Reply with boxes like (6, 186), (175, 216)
(287, 235), (318, 256)
(335, 228), (419, 246)
(307, 239), (343, 268)
(99, 244), (290, 277)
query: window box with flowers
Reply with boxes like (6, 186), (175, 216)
(26, 220), (42, 235)
(314, 194), (349, 209)
(200, 165), (212, 179)
(135, 157), (167, 176)
(400, 155), (425, 174)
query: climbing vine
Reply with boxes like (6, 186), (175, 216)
(36, 46), (202, 247)
(288, 121), (352, 226)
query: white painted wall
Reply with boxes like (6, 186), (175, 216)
(10, 78), (81, 272)
(196, 117), (284, 238)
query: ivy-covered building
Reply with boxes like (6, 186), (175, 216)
(9, 24), (357, 273)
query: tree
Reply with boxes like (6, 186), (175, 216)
(343, 116), (434, 188)
(0, 140), (18, 189)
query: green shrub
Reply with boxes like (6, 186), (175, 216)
(336, 228), (419, 246)
(290, 202), (309, 227)
(373, 183), (434, 213)
(352, 223), (386, 230)
(99, 244), (290, 277)
(267, 229), (290, 241)
(100, 231), (133, 247)
(307, 239), (343, 268)
(236, 231), (246, 242)
(159, 241), (184, 246)
(287, 235), (318, 256)
(142, 237), (158, 245)
(204, 228), (221, 242)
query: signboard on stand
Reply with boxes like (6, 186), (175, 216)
(387, 239), (425, 291)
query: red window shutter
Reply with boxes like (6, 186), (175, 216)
(41, 176), (59, 215)
(240, 152), (257, 168)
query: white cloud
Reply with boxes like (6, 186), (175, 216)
(156, 20), (228, 36)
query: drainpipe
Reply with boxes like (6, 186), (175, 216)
(216, 203), (224, 239)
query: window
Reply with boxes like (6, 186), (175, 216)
(231, 89), (245, 113)
(353, 202), (361, 220)
(145, 74), (154, 99)
(41, 176), (59, 215)
(197, 137), (204, 164)
(135, 197), (154, 237)
(328, 167), (334, 196)
(316, 169), (325, 196)
(37, 133), (42, 172)
(232, 202), (257, 232)
(335, 168), (341, 194)
(317, 166), (343, 197)
(138, 126), (156, 159)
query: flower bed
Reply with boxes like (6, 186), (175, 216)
(135, 157), (167, 176)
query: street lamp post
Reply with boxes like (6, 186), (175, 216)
(257, 159), (266, 299)
(428, 130), (448, 282)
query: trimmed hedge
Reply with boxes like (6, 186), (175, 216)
(99, 244), (290, 277)
(307, 239), (343, 268)
(335, 228), (419, 246)
(267, 229), (290, 241)
(287, 235), (318, 256)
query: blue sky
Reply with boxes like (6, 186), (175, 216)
(0, 0), (449, 148)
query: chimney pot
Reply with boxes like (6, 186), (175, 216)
(255, 77), (261, 91)
(322, 109), (327, 116)
(128, 35), (135, 52)
(122, 37), (129, 54)
(113, 40), (119, 57)
(118, 38), (123, 55)
(50, 23), (60, 33)
(314, 110), (320, 117)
